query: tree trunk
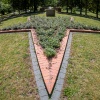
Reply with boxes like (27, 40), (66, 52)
(34, 0), (37, 12)
(18, 9), (20, 15)
(96, 0), (99, 18)
(80, 0), (82, 15)
(70, 0), (73, 14)
(85, 0), (88, 16)
(71, 7), (73, 13)
(66, 0), (69, 13)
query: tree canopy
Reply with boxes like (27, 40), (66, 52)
(0, 0), (100, 18)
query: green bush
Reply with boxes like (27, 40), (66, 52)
(44, 48), (56, 58)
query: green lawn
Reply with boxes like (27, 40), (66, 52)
(0, 12), (100, 100)
(0, 12), (100, 30)
(56, 13), (100, 28)
(0, 33), (39, 100)
(0, 16), (27, 29)
(61, 33), (100, 100)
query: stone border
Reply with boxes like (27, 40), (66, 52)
(28, 32), (49, 100)
(51, 32), (73, 100)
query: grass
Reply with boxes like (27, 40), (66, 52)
(0, 16), (27, 29)
(0, 12), (100, 30)
(1, 14), (100, 57)
(61, 33), (100, 100)
(0, 33), (39, 100)
(0, 11), (100, 99)
(57, 13), (100, 28)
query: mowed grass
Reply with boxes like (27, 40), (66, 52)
(0, 12), (100, 30)
(0, 33), (39, 100)
(61, 33), (100, 100)
(0, 16), (27, 29)
(56, 13), (100, 28)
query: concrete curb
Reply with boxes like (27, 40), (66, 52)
(28, 32), (49, 100)
(51, 32), (73, 100)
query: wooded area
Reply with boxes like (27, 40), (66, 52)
(0, 0), (100, 18)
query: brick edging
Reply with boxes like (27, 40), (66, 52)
(0, 29), (31, 34)
(70, 29), (100, 33)
(0, 29), (100, 34)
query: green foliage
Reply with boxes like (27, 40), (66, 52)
(0, 1), (12, 15)
(64, 87), (77, 97)
(31, 16), (69, 58)
(44, 48), (56, 58)
(1, 16), (100, 58)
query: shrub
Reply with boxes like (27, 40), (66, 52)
(44, 48), (56, 58)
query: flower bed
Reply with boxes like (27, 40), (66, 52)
(1, 16), (100, 58)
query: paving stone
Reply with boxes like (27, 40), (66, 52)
(31, 55), (37, 61)
(64, 50), (69, 55)
(38, 85), (46, 91)
(60, 67), (66, 74)
(51, 91), (61, 100)
(36, 79), (45, 88)
(40, 96), (49, 100)
(56, 78), (64, 85)
(34, 69), (41, 75)
(54, 84), (63, 92)
(31, 55), (37, 60)
(32, 61), (38, 67)
(35, 74), (42, 81)
(62, 60), (68, 66)
(58, 72), (65, 79)
(64, 53), (70, 59)
(39, 89), (48, 97)
(32, 65), (39, 71)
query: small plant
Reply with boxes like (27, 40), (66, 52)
(44, 48), (56, 58)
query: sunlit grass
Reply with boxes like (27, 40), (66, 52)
(61, 33), (100, 100)
(0, 16), (27, 29)
(56, 13), (100, 28)
(0, 33), (39, 100)
(0, 12), (100, 30)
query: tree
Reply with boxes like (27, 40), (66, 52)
(95, 0), (99, 18)
(0, 1), (11, 15)
(79, 0), (82, 15)
(85, 0), (88, 16)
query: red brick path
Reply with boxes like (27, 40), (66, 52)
(31, 29), (70, 94)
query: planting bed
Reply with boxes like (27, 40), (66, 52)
(0, 15), (100, 99)
(31, 29), (70, 94)
(1, 16), (100, 58)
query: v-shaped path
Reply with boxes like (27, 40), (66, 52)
(31, 29), (70, 94)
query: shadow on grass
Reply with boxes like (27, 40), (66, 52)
(0, 11), (100, 25)
(0, 11), (45, 22)
(58, 12), (100, 21)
